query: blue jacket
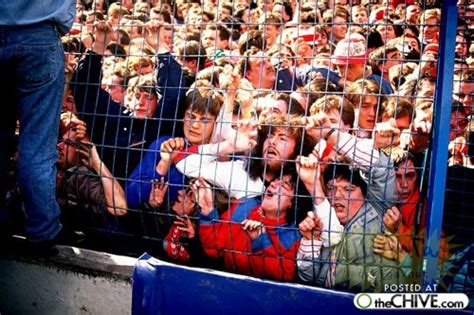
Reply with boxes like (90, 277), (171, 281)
(126, 136), (188, 209)
(72, 51), (165, 177)
(275, 68), (303, 92)
(155, 52), (188, 136)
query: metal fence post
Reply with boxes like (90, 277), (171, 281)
(422, 0), (458, 289)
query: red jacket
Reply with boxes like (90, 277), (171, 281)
(199, 197), (301, 282)
(398, 190), (448, 261)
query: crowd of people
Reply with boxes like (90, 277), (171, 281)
(2, 0), (474, 299)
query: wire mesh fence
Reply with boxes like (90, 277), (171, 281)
(2, 0), (474, 302)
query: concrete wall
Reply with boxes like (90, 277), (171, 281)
(0, 245), (136, 315)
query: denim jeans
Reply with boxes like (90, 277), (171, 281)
(0, 22), (64, 242)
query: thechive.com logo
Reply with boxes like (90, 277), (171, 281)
(354, 293), (469, 310)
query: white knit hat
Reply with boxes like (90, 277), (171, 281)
(331, 38), (367, 65)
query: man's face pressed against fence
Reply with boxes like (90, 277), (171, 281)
(352, 7), (368, 24)
(380, 50), (401, 77)
(159, 27), (173, 51)
(450, 109), (468, 141)
(201, 29), (217, 50)
(326, 177), (365, 225)
(104, 75), (125, 104)
(57, 138), (79, 170)
(261, 24), (279, 48)
(420, 17), (439, 44)
(453, 80), (474, 115)
(395, 159), (418, 203)
(376, 24), (396, 43)
(331, 16), (347, 42)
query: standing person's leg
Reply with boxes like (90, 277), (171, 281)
(0, 67), (17, 235)
(9, 23), (64, 243)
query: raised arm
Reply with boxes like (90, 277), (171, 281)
(305, 113), (397, 212)
(296, 149), (343, 247)
(174, 122), (263, 198)
(126, 136), (186, 208)
(191, 179), (225, 258)
(71, 21), (122, 124)
(79, 143), (127, 216)
(210, 65), (241, 143)
(296, 212), (325, 283)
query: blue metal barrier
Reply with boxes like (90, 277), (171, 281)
(423, 0), (458, 289)
(132, 254), (469, 314)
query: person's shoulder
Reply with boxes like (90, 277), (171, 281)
(273, 224), (300, 249)
(65, 165), (98, 184)
(348, 204), (382, 230)
(231, 196), (262, 219)
(239, 195), (262, 206)
(367, 73), (387, 84)
(151, 135), (173, 146)
(277, 68), (295, 82)
(67, 164), (94, 175)
(156, 52), (180, 65)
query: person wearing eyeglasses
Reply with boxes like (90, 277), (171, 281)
(126, 83), (222, 213)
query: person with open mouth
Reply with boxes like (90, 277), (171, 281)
(297, 112), (404, 292)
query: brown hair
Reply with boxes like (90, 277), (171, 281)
(126, 73), (157, 96)
(309, 95), (355, 128)
(108, 3), (130, 18)
(382, 97), (414, 122)
(237, 46), (262, 78)
(368, 41), (400, 76)
(185, 80), (223, 117)
(247, 114), (315, 180)
(346, 79), (384, 108)
(205, 24), (231, 42)
(459, 69), (474, 82)
(304, 77), (338, 111)
(178, 40), (207, 71)
(150, 7), (172, 23)
(323, 6), (349, 23)
(258, 13), (283, 28)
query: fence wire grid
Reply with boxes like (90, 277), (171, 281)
(3, 0), (474, 305)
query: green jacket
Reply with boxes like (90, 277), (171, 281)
(299, 202), (405, 292)
(298, 153), (405, 291)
